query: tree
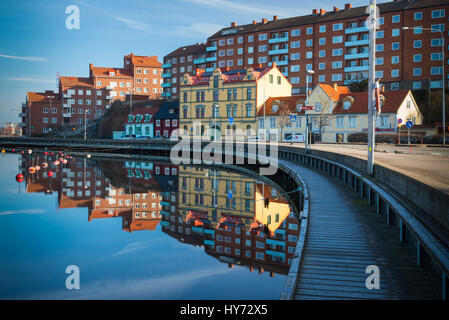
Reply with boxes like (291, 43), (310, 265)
(277, 101), (291, 142)
(349, 79), (369, 92)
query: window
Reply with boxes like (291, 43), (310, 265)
(319, 50), (325, 58)
(219, 39), (225, 46)
(414, 12), (423, 20)
(336, 117), (344, 128)
(376, 57), (384, 65)
(332, 48), (343, 56)
(333, 36), (343, 44)
(413, 81), (422, 89)
(392, 15), (400, 23)
(306, 39), (313, 47)
(349, 116), (357, 128)
(248, 46), (253, 54)
(332, 74), (342, 81)
(238, 36), (243, 44)
(333, 23), (343, 31)
(391, 56), (399, 64)
(227, 49), (234, 56)
(413, 40), (422, 48)
(392, 29), (400, 37)
(248, 35), (254, 42)
(376, 44), (384, 52)
(258, 33), (267, 41)
(258, 56), (267, 63)
(291, 29), (300, 37)
(413, 68), (422, 76)
(414, 27), (423, 35)
(431, 9), (445, 19)
(431, 52), (443, 61)
(258, 45), (267, 52)
(306, 51), (313, 59)
(391, 69), (399, 77)
(290, 53), (300, 60)
(332, 61), (342, 69)
(290, 64), (300, 72)
(431, 67), (443, 75)
(319, 38), (326, 45)
(375, 71), (384, 78)
(306, 27), (313, 34)
(432, 24), (445, 32)
(431, 38), (443, 47)
(319, 25), (326, 33)
(392, 42), (400, 50)
(343, 101), (351, 110)
(227, 38), (234, 45)
(291, 41), (300, 48)
(318, 62), (325, 70)
(376, 30), (384, 38)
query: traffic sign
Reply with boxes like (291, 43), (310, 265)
(289, 114), (297, 122)
(299, 105), (315, 111)
(398, 119), (402, 125)
(228, 117), (234, 125)
(406, 121), (413, 129)
(227, 190), (233, 200)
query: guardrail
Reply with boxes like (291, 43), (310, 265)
(277, 149), (449, 300)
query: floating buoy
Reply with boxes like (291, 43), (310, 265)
(28, 167), (36, 174)
(86, 154), (91, 159)
(1, 149), (5, 153)
(53, 160), (60, 166)
(47, 171), (53, 177)
(35, 165), (41, 171)
(27, 149), (32, 154)
(42, 162), (48, 168)
(21, 151), (24, 154)
(50, 152), (54, 155)
(62, 159), (67, 164)
(12, 149), (15, 152)
(59, 157), (63, 161)
(15, 174), (24, 183)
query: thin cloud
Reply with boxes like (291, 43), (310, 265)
(0, 54), (47, 62)
(172, 22), (224, 38)
(0, 209), (46, 216)
(182, 0), (305, 17)
(114, 16), (152, 33)
(9, 77), (55, 84)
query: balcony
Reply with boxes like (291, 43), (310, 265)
(160, 221), (170, 227)
(206, 56), (217, 62)
(63, 93), (71, 98)
(345, 26), (369, 34)
(105, 86), (114, 90)
(344, 65), (369, 72)
(205, 67), (215, 72)
(161, 83), (172, 88)
(206, 46), (217, 52)
(204, 239), (215, 246)
(63, 104), (71, 108)
(105, 95), (113, 99)
(269, 48), (289, 55)
(345, 39), (369, 47)
(269, 60), (289, 66)
(63, 113), (71, 118)
(344, 52), (369, 60)
(268, 36), (289, 44)
(194, 58), (206, 64)
(162, 63), (172, 68)
(162, 73), (172, 78)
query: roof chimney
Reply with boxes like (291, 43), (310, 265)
(313, 9), (318, 15)
(320, 9), (326, 16)
(345, 3), (352, 10)
(334, 6), (339, 12)
(334, 83), (338, 90)
(252, 20), (257, 24)
(273, 15), (278, 21)
(262, 18), (267, 24)
(272, 62), (277, 68)
(231, 22), (237, 27)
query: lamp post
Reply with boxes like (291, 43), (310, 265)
(403, 26), (445, 146)
(305, 69), (315, 154)
(84, 109), (88, 141)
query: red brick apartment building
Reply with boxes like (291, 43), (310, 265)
(22, 53), (162, 136)
(162, 43), (207, 99)
(199, 0), (449, 93)
(22, 91), (62, 136)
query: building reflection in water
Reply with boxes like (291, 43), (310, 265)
(20, 154), (300, 277)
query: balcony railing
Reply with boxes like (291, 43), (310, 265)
(345, 39), (369, 47)
(162, 73), (172, 78)
(105, 96), (113, 100)
(269, 60), (289, 66)
(206, 56), (217, 62)
(63, 93), (71, 98)
(344, 52), (369, 60)
(63, 113), (71, 118)
(161, 83), (172, 88)
(268, 36), (289, 44)
(194, 58), (206, 64)
(345, 26), (369, 34)
(206, 46), (217, 52)
(162, 63), (172, 68)
(205, 67), (215, 72)
(63, 104), (71, 108)
(344, 65), (369, 72)
(268, 48), (289, 55)
(105, 86), (114, 90)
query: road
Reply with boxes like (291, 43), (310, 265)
(281, 143), (449, 195)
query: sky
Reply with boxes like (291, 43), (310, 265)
(0, 0), (390, 126)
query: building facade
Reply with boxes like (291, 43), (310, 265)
(22, 91), (62, 136)
(162, 43), (207, 99)
(179, 64), (291, 140)
(204, 0), (449, 93)
(154, 100), (179, 138)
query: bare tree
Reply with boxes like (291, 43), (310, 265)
(277, 100), (291, 142)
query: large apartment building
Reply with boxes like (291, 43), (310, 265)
(202, 0), (449, 93)
(22, 53), (163, 135)
(162, 43), (207, 99)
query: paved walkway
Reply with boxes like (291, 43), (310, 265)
(280, 143), (449, 195)
(282, 160), (442, 300)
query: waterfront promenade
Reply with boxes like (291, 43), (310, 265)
(281, 159), (442, 300)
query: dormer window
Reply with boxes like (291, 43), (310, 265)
(109, 71), (115, 76)
(169, 109), (174, 114)
(272, 104), (278, 113)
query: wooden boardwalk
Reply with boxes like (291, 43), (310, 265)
(284, 161), (442, 300)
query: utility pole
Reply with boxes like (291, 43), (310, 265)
(305, 70), (315, 154)
(367, 0), (377, 175)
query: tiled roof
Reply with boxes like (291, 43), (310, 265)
(27, 91), (60, 103)
(125, 54), (162, 67)
(91, 66), (133, 78)
(165, 43), (207, 58)
(59, 76), (93, 88)
(256, 95), (307, 116)
(208, 0), (414, 39)
(333, 90), (411, 114)
(406, 0), (449, 9)
(154, 101), (179, 119)
(318, 84), (351, 101)
(126, 107), (159, 124)
(185, 66), (271, 86)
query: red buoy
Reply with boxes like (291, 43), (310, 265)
(16, 174), (24, 183)
(47, 171), (53, 177)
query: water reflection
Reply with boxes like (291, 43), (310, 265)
(12, 152), (300, 298)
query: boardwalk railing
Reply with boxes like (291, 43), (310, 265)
(277, 149), (449, 300)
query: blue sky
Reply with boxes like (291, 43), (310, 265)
(0, 0), (389, 126)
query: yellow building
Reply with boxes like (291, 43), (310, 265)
(178, 166), (256, 228)
(179, 64), (291, 140)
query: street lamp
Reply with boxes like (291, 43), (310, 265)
(84, 109), (88, 141)
(403, 26), (445, 146)
(305, 69), (315, 154)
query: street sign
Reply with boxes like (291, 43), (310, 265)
(227, 190), (233, 200)
(289, 114), (297, 122)
(228, 117), (234, 125)
(300, 105), (315, 111)
(406, 121), (413, 129)
(398, 119), (402, 125)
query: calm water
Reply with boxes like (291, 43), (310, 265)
(0, 152), (300, 299)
